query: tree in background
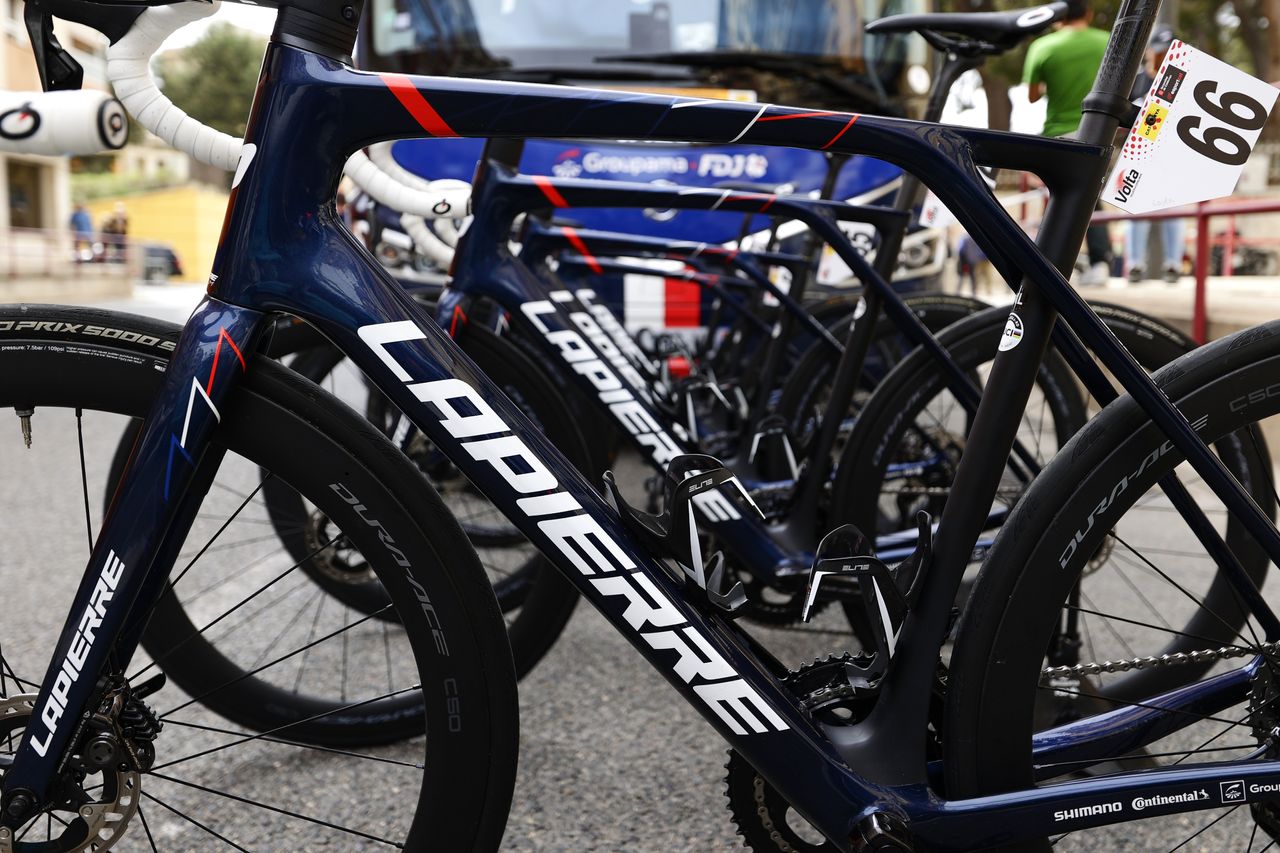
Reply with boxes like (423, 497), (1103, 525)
(937, 0), (1273, 131)
(155, 23), (266, 138)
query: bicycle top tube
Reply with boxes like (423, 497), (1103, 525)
(520, 223), (813, 283)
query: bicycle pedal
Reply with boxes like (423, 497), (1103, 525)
(604, 454), (761, 590)
(747, 414), (799, 480)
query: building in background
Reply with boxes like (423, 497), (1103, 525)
(0, 0), (103, 232)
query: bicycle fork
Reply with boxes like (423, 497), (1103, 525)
(0, 297), (267, 829)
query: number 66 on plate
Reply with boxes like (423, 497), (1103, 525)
(1105, 40), (1278, 214)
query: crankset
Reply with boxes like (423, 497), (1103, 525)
(725, 655), (941, 852)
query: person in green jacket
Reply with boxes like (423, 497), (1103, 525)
(1024, 0), (1113, 285)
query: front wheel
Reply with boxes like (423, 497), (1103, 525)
(0, 305), (519, 849)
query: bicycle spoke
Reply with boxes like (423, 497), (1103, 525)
(159, 717), (423, 769)
(1108, 534), (1256, 650)
(1166, 804), (1238, 852)
(342, 605), (351, 703)
(131, 534), (339, 682)
(170, 476), (270, 587)
(181, 541), (294, 605)
(247, 586), (325, 671)
(149, 770), (402, 846)
(152, 683), (421, 771)
(159, 604), (394, 717)
(1064, 604), (1248, 652)
(142, 790), (251, 851)
(1077, 588), (1137, 660)
(382, 617), (395, 695)
(137, 802), (160, 853)
(293, 591), (328, 694)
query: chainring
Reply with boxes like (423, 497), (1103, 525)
(724, 655), (876, 851)
(725, 749), (839, 852)
(725, 655), (948, 851)
(735, 572), (829, 625)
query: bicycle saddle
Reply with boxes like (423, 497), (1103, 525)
(866, 1), (1067, 48)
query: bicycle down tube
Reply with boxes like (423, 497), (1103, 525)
(13, 0), (1280, 847)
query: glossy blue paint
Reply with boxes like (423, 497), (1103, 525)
(3, 297), (267, 806)
(199, 44), (1280, 845)
(15, 20), (1272, 848)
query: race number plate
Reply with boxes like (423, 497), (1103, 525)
(919, 190), (957, 228)
(1106, 40), (1278, 213)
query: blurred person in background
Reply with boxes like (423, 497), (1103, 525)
(100, 202), (129, 262)
(1024, 0), (1112, 285)
(1126, 26), (1185, 283)
(69, 204), (92, 262)
(957, 233), (994, 296)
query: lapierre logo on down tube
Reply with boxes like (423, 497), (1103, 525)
(359, 320), (788, 736)
(519, 290), (743, 523)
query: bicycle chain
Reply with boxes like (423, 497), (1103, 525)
(1040, 640), (1280, 682)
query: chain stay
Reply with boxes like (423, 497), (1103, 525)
(1040, 640), (1280, 681)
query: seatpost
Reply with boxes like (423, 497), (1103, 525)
(836, 0), (1163, 787)
(895, 50), (982, 214)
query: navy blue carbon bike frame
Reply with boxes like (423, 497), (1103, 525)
(10, 0), (1280, 847)
(438, 164), (1044, 576)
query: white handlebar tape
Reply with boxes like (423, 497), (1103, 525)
(344, 149), (473, 219)
(0, 90), (128, 155)
(106, 1), (474, 217)
(368, 140), (433, 191)
(399, 214), (456, 268)
(433, 214), (463, 247)
(107, 2), (242, 171)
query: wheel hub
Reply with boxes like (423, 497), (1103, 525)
(304, 511), (376, 585)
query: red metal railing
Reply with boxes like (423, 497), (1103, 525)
(1091, 198), (1280, 344)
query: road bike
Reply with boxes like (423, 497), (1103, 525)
(7, 0), (1280, 848)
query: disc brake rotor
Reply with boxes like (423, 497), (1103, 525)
(0, 695), (140, 853)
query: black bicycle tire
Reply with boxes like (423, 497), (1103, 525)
(944, 321), (1277, 813)
(279, 322), (587, 680)
(776, 292), (993, 442)
(0, 304), (519, 849)
(830, 302), (1200, 535)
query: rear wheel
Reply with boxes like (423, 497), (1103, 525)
(946, 321), (1279, 850)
